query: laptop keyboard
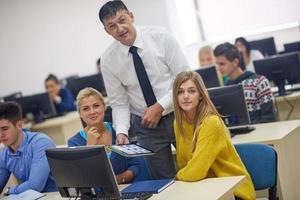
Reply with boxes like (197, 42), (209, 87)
(95, 192), (153, 200)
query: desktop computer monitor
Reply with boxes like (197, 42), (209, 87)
(208, 84), (250, 126)
(66, 73), (106, 98)
(3, 92), (22, 102)
(14, 92), (57, 122)
(46, 146), (120, 199)
(284, 41), (300, 53)
(194, 65), (220, 88)
(253, 52), (300, 96)
(249, 37), (277, 56)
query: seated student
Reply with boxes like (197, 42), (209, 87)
(214, 42), (277, 124)
(0, 102), (57, 195)
(172, 71), (255, 200)
(45, 74), (76, 114)
(199, 45), (226, 85)
(235, 37), (264, 73)
(198, 45), (215, 67)
(68, 88), (145, 184)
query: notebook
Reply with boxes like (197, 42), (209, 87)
(121, 179), (175, 194)
(1, 189), (45, 200)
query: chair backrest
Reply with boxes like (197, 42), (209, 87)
(234, 144), (277, 200)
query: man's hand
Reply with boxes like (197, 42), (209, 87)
(141, 103), (164, 128)
(116, 133), (129, 144)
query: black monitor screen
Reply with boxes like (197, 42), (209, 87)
(284, 41), (300, 53)
(208, 84), (250, 126)
(3, 92), (22, 102)
(67, 73), (106, 98)
(253, 52), (300, 96)
(46, 146), (120, 199)
(249, 37), (277, 56)
(14, 92), (57, 122)
(194, 65), (220, 88)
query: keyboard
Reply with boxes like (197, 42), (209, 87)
(95, 192), (153, 200)
(229, 126), (255, 137)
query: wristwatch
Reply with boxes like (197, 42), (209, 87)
(3, 187), (10, 196)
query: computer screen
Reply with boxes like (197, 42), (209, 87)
(194, 65), (220, 88)
(253, 52), (300, 96)
(284, 41), (300, 53)
(46, 146), (120, 199)
(14, 92), (57, 122)
(248, 37), (277, 56)
(66, 73), (106, 98)
(208, 84), (250, 126)
(3, 92), (22, 102)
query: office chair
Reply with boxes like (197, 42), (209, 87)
(234, 144), (277, 200)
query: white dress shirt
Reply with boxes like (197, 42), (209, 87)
(247, 50), (264, 72)
(101, 26), (190, 135)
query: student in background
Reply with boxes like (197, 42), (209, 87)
(198, 45), (215, 67)
(235, 37), (264, 72)
(214, 42), (276, 124)
(96, 57), (101, 73)
(45, 74), (76, 114)
(173, 71), (255, 200)
(0, 102), (57, 195)
(99, 1), (189, 179)
(68, 88), (146, 184)
(198, 45), (225, 85)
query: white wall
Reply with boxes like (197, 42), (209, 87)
(1, 0), (300, 97)
(0, 0), (178, 97)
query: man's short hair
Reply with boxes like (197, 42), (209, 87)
(99, 0), (129, 24)
(0, 102), (22, 124)
(213, 42), (240, 62)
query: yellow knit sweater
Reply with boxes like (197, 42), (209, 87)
(175, 114), (255, 200)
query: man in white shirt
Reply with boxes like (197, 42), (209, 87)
(99, 1), (190, 179)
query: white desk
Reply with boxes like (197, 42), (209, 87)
(275, 91), (300, 121)
(42, 176), (245, 200)
(232, 119), (300, 200)
(30, 111), (82, 146)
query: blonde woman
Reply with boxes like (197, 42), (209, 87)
(173, 71), (255, 200)
(68, 87), (149, 184)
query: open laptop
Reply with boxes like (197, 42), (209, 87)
(46, 146), (152, 200)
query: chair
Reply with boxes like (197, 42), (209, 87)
(234, 144), (277, 200)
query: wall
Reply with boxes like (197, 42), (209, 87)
(0, 0), (178, 97)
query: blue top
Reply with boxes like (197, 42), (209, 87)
(0, 130), (57, 194)
(68, 122), (146, 182)
(55, 88), (76, 114)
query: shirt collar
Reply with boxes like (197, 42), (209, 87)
(119, 26), (144, 56)
(7, 129), (28, 155)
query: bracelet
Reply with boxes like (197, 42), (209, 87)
(121, 176), (126, 184)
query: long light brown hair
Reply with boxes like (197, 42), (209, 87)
(173, 71), (220, 148)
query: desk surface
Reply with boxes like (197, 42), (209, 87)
(43, 176), (245, 200)
(31, 111), (80, 129)
(232, 119), (300, 145)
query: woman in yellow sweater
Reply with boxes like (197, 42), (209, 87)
(172, 71), (255, 200)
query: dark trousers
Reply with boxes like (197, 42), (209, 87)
(132, 113), (176, 179)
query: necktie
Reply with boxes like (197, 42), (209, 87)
(129, 46), (157, 107)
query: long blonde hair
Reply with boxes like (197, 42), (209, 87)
(173, 71), (220, 148)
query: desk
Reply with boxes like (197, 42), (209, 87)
(42, 176), (245, 200)
(232, 119), (300, 200)
(275, 91), (300, 121)
(30, 111), (82, 146)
